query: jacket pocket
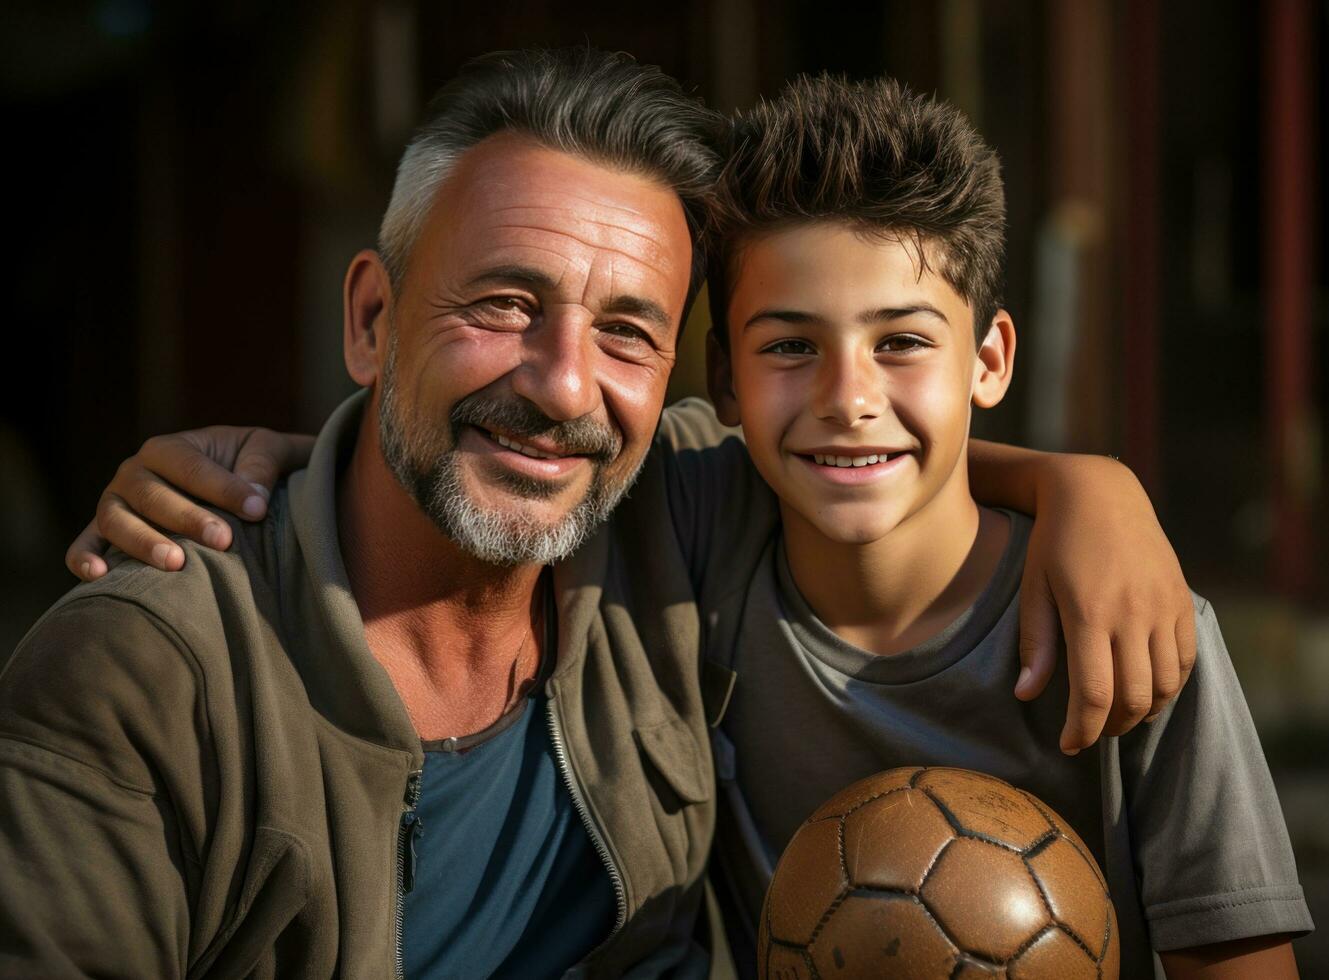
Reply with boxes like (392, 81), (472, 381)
(634, 717), (711, 808)
(191, 826), (311, 980)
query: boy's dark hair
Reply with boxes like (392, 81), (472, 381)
(380, 47), (724, 307)
(708, 74), (1006, 345)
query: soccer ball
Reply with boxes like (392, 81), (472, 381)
(758, 767), (1119, 979)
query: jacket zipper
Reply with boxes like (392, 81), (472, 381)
(546, 697), (627, 962)
(393, 769), (424, 980)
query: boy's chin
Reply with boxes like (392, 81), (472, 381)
(793, 506), (907, 547)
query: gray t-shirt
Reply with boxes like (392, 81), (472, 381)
(709, 510), (1312, 978)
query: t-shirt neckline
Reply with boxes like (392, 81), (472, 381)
(773, 508), (1031, 685)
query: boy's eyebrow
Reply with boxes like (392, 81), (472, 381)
(860, 304), (950, 325)
(743, 304), (950, 330)
(742, 309), (820, 329)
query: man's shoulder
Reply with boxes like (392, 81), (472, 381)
(1, 580), (215, 797)
(0, 501), (293, 781)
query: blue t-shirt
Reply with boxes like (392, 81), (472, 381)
(402, 684), (616, 979)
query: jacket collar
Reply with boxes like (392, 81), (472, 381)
(279, 390), (610, 750)
(283, 390), (421, 756)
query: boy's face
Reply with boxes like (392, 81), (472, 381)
(712, 221), (1013, 546)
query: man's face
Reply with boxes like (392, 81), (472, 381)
(377, 133), (693, 565)
(721, 221), (989, 546)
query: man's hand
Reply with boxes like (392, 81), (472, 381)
(1014, 454), (1196, 754)
(66, 427), (315, 580)
(967, 440), (1195, 753)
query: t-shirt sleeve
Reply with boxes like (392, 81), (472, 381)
(0, 596), (199, 978)
(1119, 595), (1314, 951)
(655, 398), (780, 597)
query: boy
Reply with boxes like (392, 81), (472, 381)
(692, 74), (1311, 977)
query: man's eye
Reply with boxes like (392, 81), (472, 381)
(761, 339), (814, 356)
(484, 297), (529, 314)
(600, 323), (649, 343)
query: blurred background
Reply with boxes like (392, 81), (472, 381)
(2, 0), (1325, 969)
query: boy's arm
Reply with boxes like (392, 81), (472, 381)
(967, 439), (1196, 752)
(1159, 935), (1299, 979)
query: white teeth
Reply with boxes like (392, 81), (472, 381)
(809, 452), (894, 467)
(493, 432), (559, 460)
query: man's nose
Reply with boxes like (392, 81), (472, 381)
(813, 349), (886, 426)
(511, 308), (601, 422)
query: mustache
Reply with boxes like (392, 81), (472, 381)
(451, 393), (622, 463)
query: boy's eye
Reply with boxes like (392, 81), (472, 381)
(760, 339), (815, 356)
(877, 334), (929, 353)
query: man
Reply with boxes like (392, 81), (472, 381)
(5, 48), (1192, 978)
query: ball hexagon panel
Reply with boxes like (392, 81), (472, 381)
(921, 838), (1050, 961)
(765, 816), (848, 946)
(842, 788), (953, 892)
(808, 893), (957, 979)
(1028, 794), (1110, 892)
(918, 768), (1054, 851)
(1026, 835), (1114, 957)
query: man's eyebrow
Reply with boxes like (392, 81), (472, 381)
(463, 264), (561, 291)
(602, 295), (671, 331)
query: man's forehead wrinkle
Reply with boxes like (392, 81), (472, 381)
(489, 214), (670, 256)
(488, 227), (674, 280)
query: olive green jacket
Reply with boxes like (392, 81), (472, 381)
(0, 393), (737, 979)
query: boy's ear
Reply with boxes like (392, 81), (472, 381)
(705, 329), (742, 427)
(972, 310), (1017, 409)
(344, 249), (394, 387)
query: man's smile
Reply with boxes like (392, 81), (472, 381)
(461, 425), (594, 481)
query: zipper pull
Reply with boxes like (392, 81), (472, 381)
(400, 770), (424, 895)
(400, 810), (424, 894)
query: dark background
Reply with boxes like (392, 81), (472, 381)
(2, 0), (1325, 969)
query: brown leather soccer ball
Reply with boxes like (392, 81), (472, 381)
(757, 767), (1119, 979)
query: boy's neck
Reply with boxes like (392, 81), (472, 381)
(781, 476), (1010, 657)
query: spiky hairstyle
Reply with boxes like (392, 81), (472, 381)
(708, 74), (1006, 344)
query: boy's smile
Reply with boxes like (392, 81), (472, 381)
(715, 221), (1014, 548)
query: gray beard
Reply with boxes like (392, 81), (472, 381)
(377, 339), (642, 567)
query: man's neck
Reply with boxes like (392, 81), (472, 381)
(336, 409), (547, 739)
(781, 468), (1010, 657)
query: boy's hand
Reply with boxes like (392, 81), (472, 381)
(1017, 455), (1196, 754)
(66, 427), (315, 580)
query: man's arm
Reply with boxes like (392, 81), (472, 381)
(968, 439), (1197, 751)
(0, 599), (198, 977)
(1159, 934), (1299, 979)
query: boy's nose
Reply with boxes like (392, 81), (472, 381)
(510, 308), (602, 422)
(814, 350), (886, 426)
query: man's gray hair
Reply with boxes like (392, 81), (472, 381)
(378, 47), (723, 304)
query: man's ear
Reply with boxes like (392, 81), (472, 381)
(972, 310), (1017, 409)
(344, 250), (394, 386)
(706, 329), (741, 426)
